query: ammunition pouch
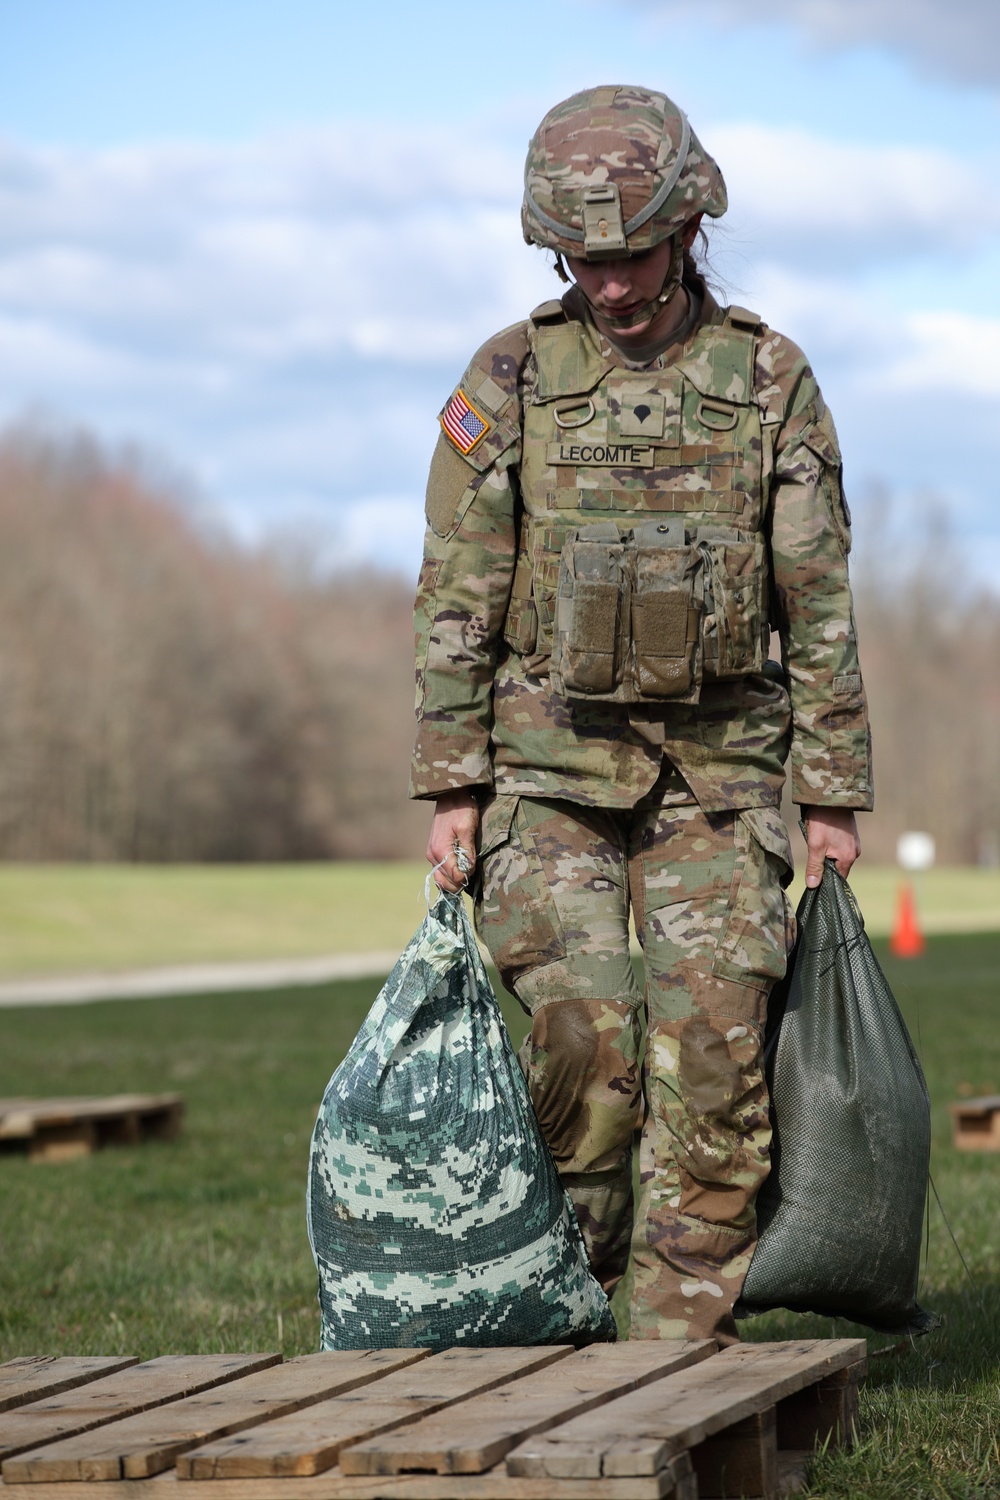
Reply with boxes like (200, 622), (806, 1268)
(699, 531), (769, 680)
(544, 521), (768, 705)
(502, 551), (539, 656)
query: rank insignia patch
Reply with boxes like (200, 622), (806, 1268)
(441, 388), (490, 454)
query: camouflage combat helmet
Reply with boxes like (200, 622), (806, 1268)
(522, 84), (727, 264)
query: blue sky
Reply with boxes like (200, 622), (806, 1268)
(0, 0), (998, 575)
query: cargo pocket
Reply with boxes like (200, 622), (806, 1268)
(713, 806), (796, 988)
(474, 794), (566, 1004)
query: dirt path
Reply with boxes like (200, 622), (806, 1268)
(0, 951), (401, 1006)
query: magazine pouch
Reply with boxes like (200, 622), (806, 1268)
(632, 519), (703, 700)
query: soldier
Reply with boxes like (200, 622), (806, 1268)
(410, 85), (872, 1346)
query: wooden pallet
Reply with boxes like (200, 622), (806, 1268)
(0, 1097), (184, 1162)
(0, 1340), (864, 1499)
(950, 1093), (1000, 1150)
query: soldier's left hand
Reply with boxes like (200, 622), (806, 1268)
(802, 806), (861, 887)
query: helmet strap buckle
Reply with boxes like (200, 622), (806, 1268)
(581, 184), (628, 258)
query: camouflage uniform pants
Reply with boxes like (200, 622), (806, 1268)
(474, 767), (795, 1345)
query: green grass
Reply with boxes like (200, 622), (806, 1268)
(785, 866), (1000, 941)
(0, 976), (534, 1361)
(0, 862), (429, 976)
(1, 934), (999, 1497)
(0, 862), (996, 979)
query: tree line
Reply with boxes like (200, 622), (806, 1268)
(0, 424), (427, 861)
(849, 505), (1000, 867)
(0, 423), (995, 864)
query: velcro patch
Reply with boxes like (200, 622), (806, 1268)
(441, 388), (490, 454)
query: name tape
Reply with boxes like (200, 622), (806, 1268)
(546, 441), (655, 468)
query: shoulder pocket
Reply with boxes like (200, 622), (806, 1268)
(414, 557), (443, 691)
(801, 412), (841, 470)
(801, 410), (851, 554)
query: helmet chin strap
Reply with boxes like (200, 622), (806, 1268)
(577, 234), (685, 332)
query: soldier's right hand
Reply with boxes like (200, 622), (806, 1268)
(427, 791), (480, 892)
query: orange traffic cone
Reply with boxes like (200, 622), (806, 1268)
(890, 882), (925, 958)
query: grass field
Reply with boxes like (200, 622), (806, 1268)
(0, 861), (997, 979)
(0, 862), (433, 977)
(2, 932), (999, 1497)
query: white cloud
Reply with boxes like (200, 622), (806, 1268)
(757, 0), (1000, 87)
(881, 311), (1000, 398)
(708, 123), (1000, 265)
(727, 264), (897, 362)
(725, 263), (1000, 407)
(0, 126), (558, 550)
(629, 0), (1000, 87)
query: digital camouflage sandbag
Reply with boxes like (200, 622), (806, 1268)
(308, 890), (616, 1350)
(737, 861), (935, 1335)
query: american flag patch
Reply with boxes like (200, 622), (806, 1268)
(441, 388), (490, 454)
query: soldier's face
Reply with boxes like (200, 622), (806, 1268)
(565, 216), (701, 341)
(566, 239), (674, 335)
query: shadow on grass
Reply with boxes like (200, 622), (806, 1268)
(740, 1283), (1000, 1386)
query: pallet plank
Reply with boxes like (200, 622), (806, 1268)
(180, 1347), (574, 1481)
(603, 1338), (865, 1482)
(0, 1097), (183, 1136)
(0, 1356), (279, 1468)
(0, 1096), (184, 1161)
(0, 1451), (695, 1497)
(3, 1353), (429, 1484)
(0, 1362), (139, 1416)
(950, 1095), (1000, 1151)
(340, 1341), (716, 1477)
(508, 1339), (866, 1479)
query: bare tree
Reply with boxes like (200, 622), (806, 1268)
(851, 500), (1000, 865)
(0, 423), (425, 860)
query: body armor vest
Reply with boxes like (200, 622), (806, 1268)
(503, 299), (775, 705)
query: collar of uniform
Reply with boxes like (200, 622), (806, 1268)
(604, 283), (706, 369)
(575, 278), (715, 372)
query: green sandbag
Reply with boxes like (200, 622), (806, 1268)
(737, 861), (935, 1335)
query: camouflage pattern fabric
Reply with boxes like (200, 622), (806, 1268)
(411, 285), (872, 816)
(308, 890), (616, 1350)
(522, 85), (727, 258)
(411, 184), (872, 1342)
(474, 770), (795, 1344)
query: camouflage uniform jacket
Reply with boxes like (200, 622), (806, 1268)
(410, 285), (873, 814)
